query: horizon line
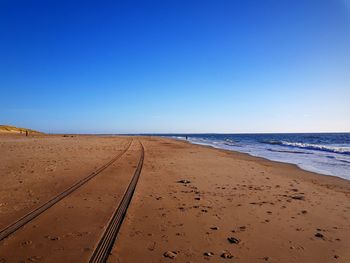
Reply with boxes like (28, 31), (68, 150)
(48, 131), (350, 135)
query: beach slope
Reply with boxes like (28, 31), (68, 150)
(111, 137), (350, 262)
(0, 135), (349, 262)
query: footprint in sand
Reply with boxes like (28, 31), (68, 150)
(227, 236), (240, 244)
(21, 240), (32, 246)
(163, 251), (178, 259)
(221, 252), (233, 259)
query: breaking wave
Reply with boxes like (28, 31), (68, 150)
(263, 140), (350, 155)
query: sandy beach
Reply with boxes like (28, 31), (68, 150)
(0, 134), (349, 262)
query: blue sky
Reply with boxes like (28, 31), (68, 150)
(1, 0), (349, 133)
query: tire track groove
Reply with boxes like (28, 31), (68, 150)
(0, 139), (133, 241)
(89, 141), (144, 263)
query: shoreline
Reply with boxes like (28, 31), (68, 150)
(168, 137), (350, 192)
(171, 136), (350, 182)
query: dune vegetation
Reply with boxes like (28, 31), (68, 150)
(0, 125), (42, 134)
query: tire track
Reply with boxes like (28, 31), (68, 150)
(0, 139), (133, 241)
(89, 140), (144, 263)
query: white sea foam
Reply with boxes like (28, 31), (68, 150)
(268, 141), (350, 155)
(172, 135), (350, 180)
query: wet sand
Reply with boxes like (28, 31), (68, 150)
(0, 135), (349, 262)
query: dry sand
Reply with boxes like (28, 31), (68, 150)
(0, 135), (349, 262)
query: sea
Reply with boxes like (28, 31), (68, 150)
(162, 133), (350, 180)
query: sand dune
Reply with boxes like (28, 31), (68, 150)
(0, 125), (42, 134)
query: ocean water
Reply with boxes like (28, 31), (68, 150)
(164, 133), (350, 180)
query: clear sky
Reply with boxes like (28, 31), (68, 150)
(1, 0), (349, 134)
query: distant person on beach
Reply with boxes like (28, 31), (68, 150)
(186, 136), (188, 140)
(25, 130), (28, 136)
